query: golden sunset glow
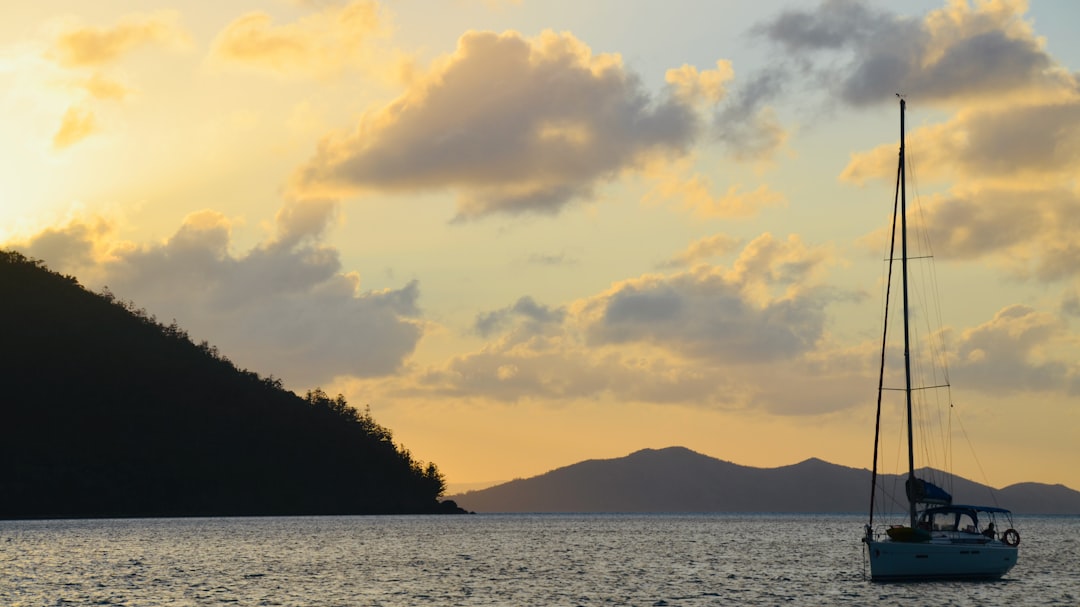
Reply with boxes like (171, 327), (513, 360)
(4, 0), (1080, 494)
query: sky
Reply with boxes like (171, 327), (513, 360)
(3, 0), (1079, 494)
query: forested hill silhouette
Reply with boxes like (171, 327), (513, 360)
(449, 447), (1080, 514)
(0, 250), (461, 519)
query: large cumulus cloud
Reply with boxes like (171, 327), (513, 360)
(292, 29), (702, 219)
(754, 0), (1071, 108)
(949, 304), (1080, 396)
(576, 235), (833, 364)
(14, 199), (423, 388)
(717, 0), (1076, 166)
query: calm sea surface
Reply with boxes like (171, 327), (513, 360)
(2, 513), (1077, 606)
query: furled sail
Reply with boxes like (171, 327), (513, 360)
(906, 477), (953, 506)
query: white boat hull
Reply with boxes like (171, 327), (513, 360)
(865, 538), (1018, 581)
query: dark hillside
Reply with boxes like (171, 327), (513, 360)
(0, 250), (455, 518)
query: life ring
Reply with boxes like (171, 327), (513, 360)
(1002, 528), (1020, 547)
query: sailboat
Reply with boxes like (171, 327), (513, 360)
(861, 98), (1020, 581)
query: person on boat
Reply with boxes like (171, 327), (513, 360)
(983, 522), (996, 539)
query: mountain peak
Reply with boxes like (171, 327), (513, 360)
(449, 446), (1080, 514)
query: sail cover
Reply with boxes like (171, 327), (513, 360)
(906, 477), (953, 505)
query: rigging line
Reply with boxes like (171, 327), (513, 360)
(903, 108), (955, 483)
(874, 408), (910, 521)
(888, 421), (907, 519)
(879, 481), (910, 515)
(953, 405), (1003, 509)
(914, 253), (950, 394)
(881, 384), (950, 391)
(912, 356), (948, 486)
(947, 392), (954, 491)
(907, 135), (952, 388)
(912, 323), (945, 477)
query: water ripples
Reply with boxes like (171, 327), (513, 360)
(1, 514), (1076, 606)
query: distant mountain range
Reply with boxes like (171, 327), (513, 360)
(448, 447), (1080, 515)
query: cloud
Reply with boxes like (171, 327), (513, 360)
(577, 233), (836, 364)
(52, 105), (97, 149)
(474, 296), (564, 338)
(13, 218), (110, 269)
(208, 0), (388, 78)
(11, 205), (424, 389)
(826, 4), (1080, 286)
(659, 233), (743, 269)
(394, 233), (861, 414)
(34, 11), (190, 150)
(48, 11), (189, 68)
(917, 186), (1080, 282)
(843, 101), (1080, 187)
(644, 159), (787, 218)
(76, 73), (131, 101)
(951, 102), (1080, 180)
(271, 197), (340, 248)
(755, 0), (896, 53)
(665, 60), (734, 106)
(292, 29), (701, 218)
(950, 304), (1080, 395)
(845, 101), (1080, 281)
(719, 0), (1076, 166)
(384, 228), (1080, 414)
(712, 66), (790, 162)
(426, 343), (727, 406)
(525, 251), (578, 267)
(755, 0), (1072, 108)
(1063, 289), (1080, 318)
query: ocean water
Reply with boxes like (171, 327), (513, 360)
(1, 513), (1077, 606)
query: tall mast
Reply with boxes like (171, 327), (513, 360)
(868, 111), (904, 533)
(899, 98), (917, 528)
